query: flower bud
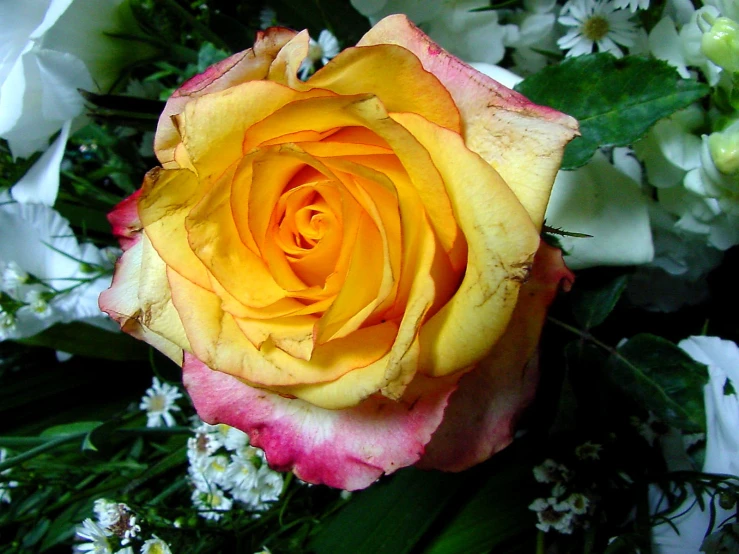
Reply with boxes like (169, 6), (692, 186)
(701, 16), (739, 72)
(708, 124), (739, 174)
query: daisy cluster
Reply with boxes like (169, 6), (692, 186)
(0, 194), (118, 343)
(74, 498), (172, 554)
(187, 419), (284, 521)
(528, 447), (598, 535)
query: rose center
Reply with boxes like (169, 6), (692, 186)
(582, 16), (610, 41)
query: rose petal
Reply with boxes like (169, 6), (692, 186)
(182, 352), (459, 490)
(107, 188), (142, 251)
(155, 27), (299, 168)
(419, 242), (574, 471)
(391, 111), (541, 377)
(357, 14), (579, 229)
(98, 235), (186, 364)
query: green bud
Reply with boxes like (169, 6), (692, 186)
(709, 126), (739, 174)
(701, 17), (739, 72)
(719, 490), (736, 510)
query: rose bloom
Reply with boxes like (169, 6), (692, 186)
(100, 15), (578, 490)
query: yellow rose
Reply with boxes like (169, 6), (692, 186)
(100, 15), (578, 490)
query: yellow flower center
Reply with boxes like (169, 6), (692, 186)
(148, 394), (167, 412)
(583, 16), (610, 41)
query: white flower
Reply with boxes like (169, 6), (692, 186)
(529, 497), (575, 534)
(74, 518), (113, 554)
(93, 498), (122, 529)
(612, 0), (649, 12)
(0, 193), (117, 340)
(298, 29), (340, 79)
(191, 485), (233, 521)
(508, 0), (561, 75)
(140, 536), (173, 554)
(650, 336), (739, 553)
(562, 492), (590, 515)
(574, 441), (603, 461)
(557, 0), (638, 57)
(679, 336), (739, 476)
(0, 449), (18, 504)
(533, 459), (571, 484)
(1, 0), (152, 205)
(545, 149), (654, 269)
(22, 289), (53, 319)
(139, 377), (182, 428)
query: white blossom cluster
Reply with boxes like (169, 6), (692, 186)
(74, 498), (172, 554)
(528, 448), (598, 534)
(187, 419), (284, 521)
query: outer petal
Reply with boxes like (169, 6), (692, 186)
(154, 27), (298, 168)
(182, 352), (459, 490)
(107, 188), (142, 251)
(418, 242), (574, 471)
(358, 14), (579, 229)
(98, 234), (188, 364)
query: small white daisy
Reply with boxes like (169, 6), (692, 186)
(612, 0), (649, 12)
(139, 377), (182, 428)
(93, 498), (121, 529)
(558, 0), (638, 58)
(533, 459), (571, 484)
(22, 288), (53, 319)
(529, 497), (575, 534)
(299, 29), (341, 79)
(74, 518), (113, 554)
(191, 485), (233, 521)
(0, 309), (16, 341)
(562, 492), (591, 515)
(140, 536), (173, 554)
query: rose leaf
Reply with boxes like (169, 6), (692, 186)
(605, 334), (709, 433)
(515, 53), (710, 170)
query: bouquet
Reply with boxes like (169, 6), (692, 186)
(1, 1), (737, 552)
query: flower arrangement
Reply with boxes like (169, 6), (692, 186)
(0, 0), (737, 553)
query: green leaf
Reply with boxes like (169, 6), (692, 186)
(515, 53), (710, 169)
(309, 468), (469, 554)
(17, 322), (150, 361)
(571, 273), (629, 329)
(420, 446), (538, 554)
(40, 422), (102, 438)
(605, 334), (709, 432)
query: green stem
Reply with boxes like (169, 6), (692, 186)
(548, 316), (618, 355)
(0, 433), (85, 471)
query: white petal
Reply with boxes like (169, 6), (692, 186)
(11, 119), (71, 205)
(545, 150), (654, 269)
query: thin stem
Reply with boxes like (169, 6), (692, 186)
(0, 433), (85, 471)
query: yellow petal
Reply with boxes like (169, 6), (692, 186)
(138, 167), (212, 291)
(357, 14), (579, 229)
(389, 112), (540, 376)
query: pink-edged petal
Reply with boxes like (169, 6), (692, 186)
(418, 242), (574, 471)
(183, 353), (459, 490)
(107, 189), (142, 251)
(357, 14), (579, 229)
(154, 27), (298, 169)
